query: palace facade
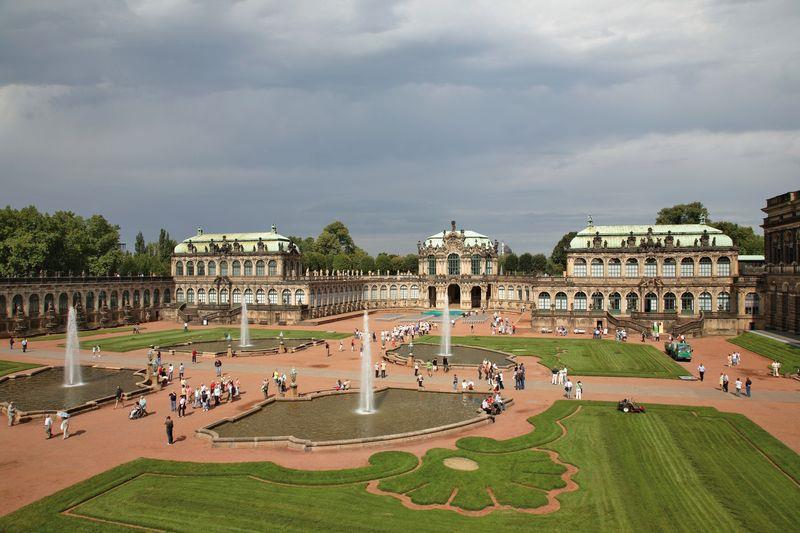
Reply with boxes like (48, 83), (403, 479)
(762, 190), (800, 333)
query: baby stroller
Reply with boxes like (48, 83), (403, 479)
(129, 404), (148, 420)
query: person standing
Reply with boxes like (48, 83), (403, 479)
(325, 342), (330, 357)
(564, 379), (573, 399)
(214, 359), (222, 377)
(178, 363), (185, 380)
(575, 381), (583, 400)
(551, 367), (558, 385)
(374, 361), (380, 379)
(169, 391), (177, 412)
(519, 363), (526, 390)
(177, 396), (186, 418)
(697, 363), (705, 382)
(452, 374), (458, 392)
(718, 373), (724, 390)
(417, 374), (424, 388)
(6, 402), (16, 426)
(722, 374), (729, 393)
(114, 386), (124, 409)
(183, 322), (188, 333)
(165, 416), (174, 445)
(21, 338), (28, 353)
(745, 377), (752, 398)
(59, 412), (70, 439)
(734, 378), (742, 396)
(191, 349), (197, 364)
(261, 379), (269, 399)
(44, 413), (53, 439)
(380, 360), (387, 379)
(8, 337), (14, 350)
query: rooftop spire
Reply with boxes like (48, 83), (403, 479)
(587, 214), (593, 227)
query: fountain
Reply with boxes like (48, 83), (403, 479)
(239, 300), (251, 347)
(358, 311), (374, 414)
(439, 291), (452, 358)
(64, 307), (84, 387)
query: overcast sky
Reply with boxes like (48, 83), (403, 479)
(1, 0), (798, 254)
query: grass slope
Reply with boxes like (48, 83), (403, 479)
(2, 402), (798, 532)
(77, 327), (348, 352)
(441, 336), (688, 378)
(0, 360), (41, 378)
(728, 332), (800, 374)
(31, 326), (136, 343)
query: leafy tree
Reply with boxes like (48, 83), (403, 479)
(549, 231), (577, 270)
(400, 253), (418, 273)
(655, 202), (709, 225)
(134, 231), (146, 255)
(157, 229), (177, 263)
(503, 253), (519, 273)
(303, 251), (328, 272)
(332, 253), (353, 271)
(709, 221), (764, 255)
(518, 253), (533, 273)
(531, 253), (548, 274)
(354, 252), (375, 273)
(375, 252), (393, 272)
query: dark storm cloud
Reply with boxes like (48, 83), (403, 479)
(0, 0), (798, 253)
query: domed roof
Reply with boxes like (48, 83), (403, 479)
(423, 221), (492, 248)
(174, 225), (291, 254)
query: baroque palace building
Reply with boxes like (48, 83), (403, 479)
(7, 193), (795, 338)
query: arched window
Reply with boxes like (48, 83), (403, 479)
(295, 289), (305, 305)
(232, 261), (241, 276)
(86, 291), (95, 311)
(176, 288), (185, 303)
(498, 286), (505, 300)
(608, 258), (621, 277)
(681, 292), (694, 313)
(11, 294), (23, 315)
(717, 256), (731, 276)
(220, 261), (228, 276)
(745, 293), (760, 314)
(448, 253), (460, 275)
(380, 285), (388, 300)
(268, 260), (277, 276)
(574, 292), (587, 311)
(208, 261), (216, 276)
(244, 289), (253, 304)
(0, 295), (5, 317)
(485, 258), (493, 275)
(186, 261), (194, 276)
(411, 285), (420, 299)
(220, 288), (229, 304)
(362, 286), (369, 300)
(591, 259), (603, 277)
(574, 258), (587, 277)
(680, 258), (694, 277)
(110, 291), (118, 309)
(164, 289), (171, 304)
(664, 292), (676, 311)
(663, 258), (676, 277)
(232, 289), (241, 304)
(699, 257), (712, 277)
(471, 255), (481, 275)
(209, 289), (217, 304)
(644, 258), (657, 277)
(244, 260), (253, 276)
(591, 292), (604, 310)
(141, 290), (148, 307)
(132, 290), (140, 308)
(555, 292), (568, 310)
(699, 291), (712, 311)
(28, 294), (40, 316)
(268, 289), (277, 304)
(427, 255), (436, 275)
(197, 261), (205, 276)
(609, 292), (621, 312)
(371, 285), (378, 300)
(400, 285), (408, 299)
(281, 289), (291, 305)
(256, 260), (265, 276)
(99, 291), (108, 308)
(718, 292), (731, 312)
(256, 289), (265, 304)
(538, 292), (551, 310)
(175, 262), (184, 276)
(644, 292), (657, 313)
(72, 292), (82, 308)
(626, 292), (638, 312)
(507, 286), (515, 300)
(121, 291), (130, 307)
(197, 288), (205, 304)
(626, 258), (639, 278)
(390, 285), (398, 299)
(186, 288), (194, 304)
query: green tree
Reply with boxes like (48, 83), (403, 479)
(134, 231), (146, 255)
(549, 231), (577, 271)
(531, 253), (548, 274)
(400, 253), (418, 274)
(331, 253), (353, 271)
(655, 202), (709, 225)
(709, 221), (764, 255)
(503, 253), (519, 273)
(375, 253), (393, 272)
(316, 221), (358, 255)
(518, 253), (533, 273)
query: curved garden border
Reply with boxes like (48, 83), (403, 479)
(197, 386), (514, 451)
(384, 342), (517, 369)
(163, 338), (326, 357)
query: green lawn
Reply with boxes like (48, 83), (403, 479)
(0, 360), (41, 378)
(77, 327), (349, 352)
(32, 326), (139, 342)
(728, 332), (800, 374)
(3, 402), (798, 532)
(439, 336), (689, 378)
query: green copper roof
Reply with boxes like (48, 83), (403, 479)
(425, 230), (492, 248)
(570, 224), (734, 249)
(174, 226), (291, 254)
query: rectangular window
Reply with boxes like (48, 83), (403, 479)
(663, 262), (676, 277)
(717, 261), (730, 276)
(681, 262), (694, 277)
(591, 262), (603, 277)
(626, 263), (638, 277)
(608, 262), (621, 277)
(644, 262), (657, 277)
(699, 262), (712, 277)
(574, 263), (587, 277)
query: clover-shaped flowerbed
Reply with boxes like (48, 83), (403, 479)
(377, 447), (567, 512)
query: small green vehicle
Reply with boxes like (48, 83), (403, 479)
(664, 341), (693, 361)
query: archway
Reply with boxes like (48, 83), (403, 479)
(470, 286), (482, 308)
(447, 284), (461, 305)
(428, 286), (437, 308)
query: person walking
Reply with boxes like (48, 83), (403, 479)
(9, 337), (14, 350)
(168, 364), (174, 382)
(697, 363), (705, 382)
(178, 363), (185, 380)
(44, 413), (53, 439)
(519, 363), (526, 390)
(178, 396), (186, 417)
(183, 322), (188, 333)
(718, 373), (724, 390)
(564, 379), (573, 399)
(735, 378), (742, 396)
(59, 412), (70, 439)
(21, 338), (28, 353)
(417, 374), (424, 388)
(7, 402), (16, 426)
(261, 379), (269, 399)
(452, 374), (458, 392)
(575, 380), (583, 400)
(551, 367), (558, 385)
(745, 377), (752, 398)
(165, 416), (174, 445)
(191, 349), (197, 364)
(380, 360), (387, 379)
(722, 374), (729, 393)
(214, 359), (222, 377)
(325, 342), (330, 357)
(114, 386), (124, 409)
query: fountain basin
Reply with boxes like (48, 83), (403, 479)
(198, 387), (511, 450)
(0, 366), (151, 419)
(163, 338), (323, 356)
(385, 343), (514, 368)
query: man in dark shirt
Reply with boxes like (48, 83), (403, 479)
(165, 416), (174, 445)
